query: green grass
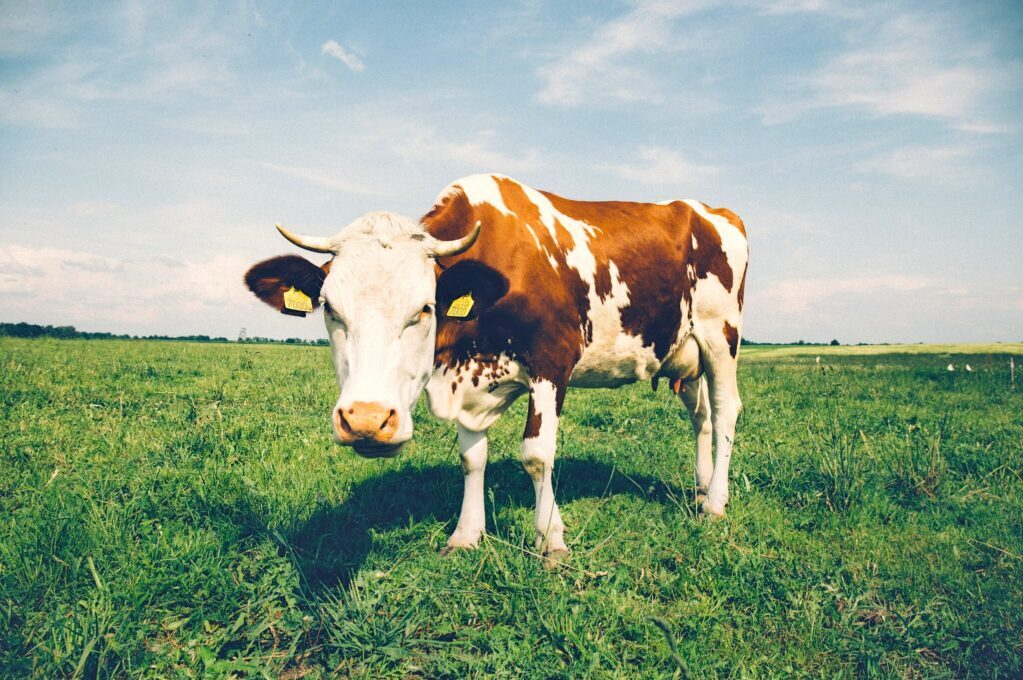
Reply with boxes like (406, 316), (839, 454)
(742, 342), (1023, 358)
(2, 338), (1021, 678)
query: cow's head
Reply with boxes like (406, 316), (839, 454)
(245, 212), (480, 457)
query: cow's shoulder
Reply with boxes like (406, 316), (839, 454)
(424, 175), (586, 379)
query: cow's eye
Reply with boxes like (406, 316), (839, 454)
(323, 302), (345, 325)
(405, 304), (433, 331)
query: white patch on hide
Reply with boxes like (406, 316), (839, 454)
(570, 259), (660, 386)
(450, 175), (514, 217)
(525, 379), (559, 451)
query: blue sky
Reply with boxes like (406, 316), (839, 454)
(1, 0), (1021, 343)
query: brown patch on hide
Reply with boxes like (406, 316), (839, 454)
(524, 409), (542, 439)
(723, 321), (739, 358)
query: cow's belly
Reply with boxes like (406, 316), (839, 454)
(569, 329), (662, 387)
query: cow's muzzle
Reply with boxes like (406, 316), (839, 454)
(333, 401), (402, 455)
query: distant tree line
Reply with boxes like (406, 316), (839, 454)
(2, 322), (877, 349)
(0, 322), (328, 346)
(743, 338), (897, 347)
(240, 335), (329, 345)
(742, 337), (842, 346)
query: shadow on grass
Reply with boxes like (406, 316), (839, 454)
(274, 458), (688, 590)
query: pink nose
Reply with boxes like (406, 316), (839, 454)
(334, 402), (399, 445)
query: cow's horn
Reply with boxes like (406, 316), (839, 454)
(275, 223), (336, 254)
(429, 220), (482, 257)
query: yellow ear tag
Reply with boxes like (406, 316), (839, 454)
(282, 287), (313, 316)
(447, 292), (474, 318)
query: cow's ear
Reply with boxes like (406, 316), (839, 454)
(244, 255), (330, 314)
(436, 260), (509, 320)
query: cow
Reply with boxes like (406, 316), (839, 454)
(245, 174), (748, 562)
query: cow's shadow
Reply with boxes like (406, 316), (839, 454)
(271, 458), (690, 590)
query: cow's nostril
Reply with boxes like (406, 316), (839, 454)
(337, 410), (353, 435)
(381, 409), (398, 431)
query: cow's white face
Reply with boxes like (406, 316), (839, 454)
(244, 211), (480, 459)
(319, 233), (437, 457)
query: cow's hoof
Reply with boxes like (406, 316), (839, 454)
(543, 548), (571, 568)
(439, 540), (481, 557)
(440, 535), (482, 555)
(439, 543), (479, 557)
(699, 500), (727, 519)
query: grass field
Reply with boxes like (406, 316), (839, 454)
(2, 338), (1021, 678)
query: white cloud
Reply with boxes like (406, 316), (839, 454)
(120, 0), (148, 44)
(0, 6), (249, 129)
(0, 245), (124, 286)
(0, 274), (22, 294)
(812, 53), (982, 120)
(152, 255), (186, 268)
(536, 0), (711, 107)
(363, 120), (541, 174)
(0, 2), (68, 56)
(61, 254), (125, 273)
(742, 206), (828, 236)
(606, 146), (718, 186)
(757, 274), (947, 314)
(756, 0), (832, 14)
(746, 272), (1023, 342)
(0, 245), (118, 298)
(67, 201), (123, 218)
(259, 162), (381, 196)
(760, 12), (1016, 129)
(0, 243), (253, 333)
(534, 0), (840, 108)
(952, 120), (1016, 135)
(321, 39), (365, 72)
(0, 61), (101, 128)
(857, 145), (977, 182)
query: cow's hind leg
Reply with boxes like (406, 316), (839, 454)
(442, 425), (489, 554)
(678, 376), (713, 505)
(701, 330), (743, 517)
(521, 378), (569, 563)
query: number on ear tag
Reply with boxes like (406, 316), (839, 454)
(282, 287), (313, 316)
(447, 293), (474, 318)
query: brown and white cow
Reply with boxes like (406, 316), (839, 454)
(245, 174), (748, 561)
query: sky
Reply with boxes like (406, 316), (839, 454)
(1, 0), (1021, 344)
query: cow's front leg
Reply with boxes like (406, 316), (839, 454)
(441, 425), (488, 555)
(520, 379), (569, 563)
